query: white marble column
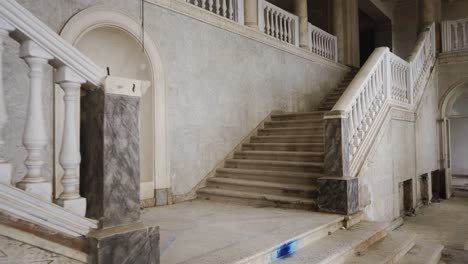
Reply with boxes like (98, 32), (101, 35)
(16, 40), (53, 202)
(0, 19), (14, 184)
(244, 0), (258, 29)
(54, 66), (86, 216)
(293, 0), (309, 49)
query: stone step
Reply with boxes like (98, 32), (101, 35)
(215, 168), (322, 184)
(258, 127), (323, 136)
(264, 119), (323, 128)
(277, 221), (389, 264)
(271, 112), (326, 121)
(242, 142), (324, 152)
(234, 150), (324, 162)
(344, 231), (417, 264)
(197, 187), (317, 210)
(318, 106), (333, 111)
(225, 159), (324, 173)
(250, 135), (323, 144)
(398, 241), (443, 264)
(206, 177), (318, 198)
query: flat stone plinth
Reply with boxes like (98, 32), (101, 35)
(317, 177), (358, 215)
(87, 223), (159, 264)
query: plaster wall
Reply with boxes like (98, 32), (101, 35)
(442, 0), (468, 21)
(4, 0), (347, 198)
(449, 118), (468, 175)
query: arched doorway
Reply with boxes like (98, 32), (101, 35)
(56, 7), (169, 203)
(439, 80), (468, 198)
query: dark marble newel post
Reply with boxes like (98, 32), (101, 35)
(318, 110), (359, 215)
(80, 77), (159, 264)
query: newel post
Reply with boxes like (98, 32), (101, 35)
(318, 110), (359, 215)
(80, 76), (159, 263)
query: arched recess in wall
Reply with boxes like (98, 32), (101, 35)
(438, 78), (468, 198)
(58, 6), (168, 201)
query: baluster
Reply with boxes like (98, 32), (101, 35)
(228, 0), (234, 20)
(265, 8), (271, 35)
(288, 18), (293, 44)
(16, 40), (53, 202)
(201, 0), (206, 9)
(0, 19), (14, 184)
(285, 18), (290, 42)
(215, 0), (221, 14)
(209, 0), (214, 12)
(222, 0), (228, 17)
(278, 14), (283, 41)
(273, 11), (278, 39)
(463, 23), (467, 49)
(194, 0), (200, 7)
(54, 66), (86, 216)
(352, 105), (361, 150)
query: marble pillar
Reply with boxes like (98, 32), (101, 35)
(320, 111), (358, 215)
(331, 0), (360, 67)
(80, 89), (140, 228)
(323, 111), (350, 177)
(293, 0), (309, 49)
(244, 0), (258, 29)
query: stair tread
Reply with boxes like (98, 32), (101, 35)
(260, 126), (324, 131)
(227, 159), (324, 167)
(197, 187), (316, 204)
(251, 135), (323, 139)
(217, 168), (323, 178)
(235, 150), (324, 156)
(278, 221), (389, 264)
(398, 240), (443, 264)
(207, 177), (317, 191)
(244, 142), (324, 146)
(266, 119), (323, 125)
(344, 231), (417, 264)
(271, 111), (326, 117)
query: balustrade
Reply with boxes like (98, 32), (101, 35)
(259, 0), (299, 46)
(308, 23), (337, 61)
(442, 18), (468, 52)
(186, 0), (244, 23)
(330, 24), (436, 174)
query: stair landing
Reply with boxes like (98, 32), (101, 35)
(142, 200), (344, 264)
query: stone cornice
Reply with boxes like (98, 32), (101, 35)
(438, 50), (468, 65)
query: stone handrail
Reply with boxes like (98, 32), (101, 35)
(258, 0), (299, 46)
(185, 0), (245, 23)
(308, 23), (337, 62)
(327, 23), (436, 177)
(0, 0), (107, 218)
(442, 17), (468, 52)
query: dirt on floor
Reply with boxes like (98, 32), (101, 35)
(397, 194), (468, 264)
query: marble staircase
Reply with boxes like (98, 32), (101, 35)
(197, 69), (359, 209)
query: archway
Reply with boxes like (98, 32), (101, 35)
(439, 80), (468, 198)
(57, 6), (169, 203)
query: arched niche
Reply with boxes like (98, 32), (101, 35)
(57, 6), (169, 202)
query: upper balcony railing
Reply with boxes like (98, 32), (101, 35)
(258, 0), (299, 46)
(308, 23), (337, 62)
(442, 18), (468, 52)
(185, 0), (245, 23)
(330, 23), (436, 176)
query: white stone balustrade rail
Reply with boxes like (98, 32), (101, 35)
(308, 23), (337, 62)
(258, 0), (299, 46)
(442, 18), (468, 52)
(330, 24), (436, 176)
(185, 0), (245, 23)
(0, 0), (106, 217)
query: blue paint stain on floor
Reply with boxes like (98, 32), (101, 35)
(276, 240), (298, 259)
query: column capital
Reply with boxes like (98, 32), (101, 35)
(55, 65), (86, 84)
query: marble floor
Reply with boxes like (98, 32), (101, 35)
(397, 196), (468, 263)
(141, 200), (343, 264)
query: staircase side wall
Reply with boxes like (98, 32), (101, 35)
(4, 0), (347, 199)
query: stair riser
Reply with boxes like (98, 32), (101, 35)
(234, 153), (323, 162)
(206, 181), (318, 199)
(197, 193), (317, 210)
(271, 114), (324, 121)
(225, 161), (324, 173)
(250, 137), (323, 144)
(242, 144), (324, 152)
(264, 121), (323, 128)
(258, 128), (323, 136)
(216, 172), (318, 185)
